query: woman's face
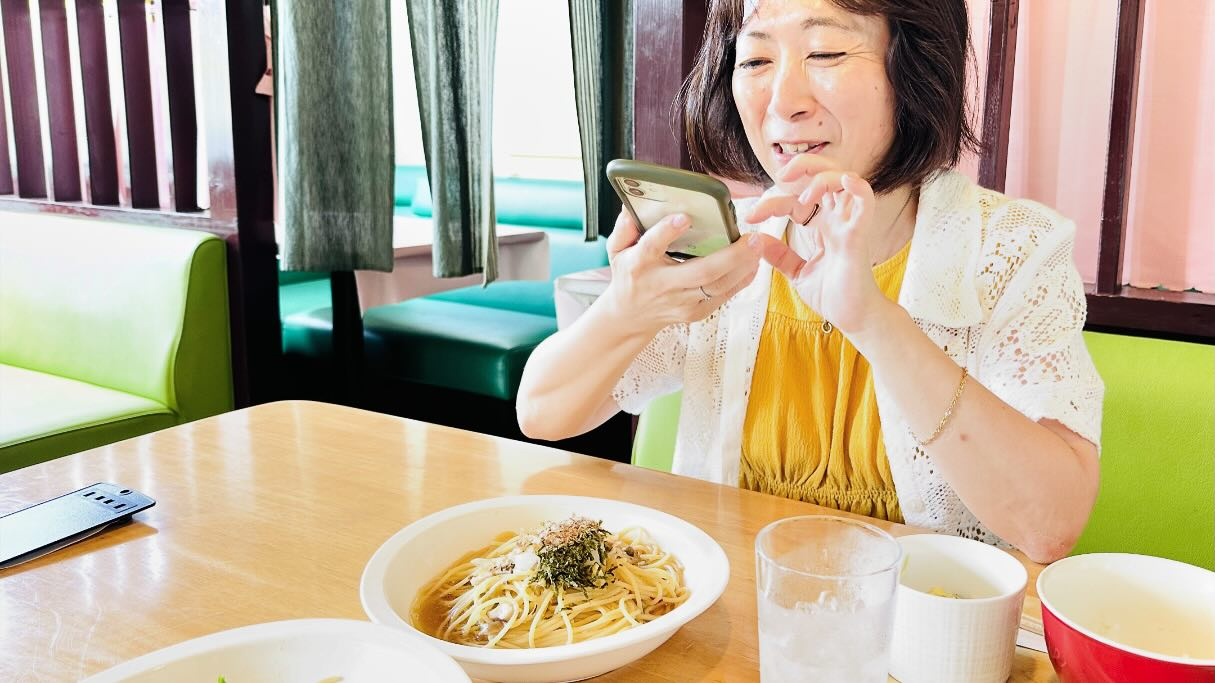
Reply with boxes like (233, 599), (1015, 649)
(731, 0), (896, 186)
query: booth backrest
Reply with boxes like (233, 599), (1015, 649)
(409, 175), (586, 231)
(1074, 332), (1214, 569)
(0, 212), (232, 420)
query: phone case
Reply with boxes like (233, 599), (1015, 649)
(0, 482), (156, 569)
(606, 159), (741, 259)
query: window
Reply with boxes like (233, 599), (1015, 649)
(391, 0), (583, 181)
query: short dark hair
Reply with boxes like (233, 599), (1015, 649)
(676, 0), (981, 194)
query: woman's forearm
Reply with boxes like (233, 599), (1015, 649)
(851, 301), (1100, 563)
(516, 293), (659, 441)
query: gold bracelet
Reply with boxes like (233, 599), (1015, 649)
(914, 367), (968, 448)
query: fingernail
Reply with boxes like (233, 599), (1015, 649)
(746, 233), (762, 251)
(672, 214), (690, 228)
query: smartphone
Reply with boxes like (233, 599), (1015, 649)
(607, 159), (741, 260)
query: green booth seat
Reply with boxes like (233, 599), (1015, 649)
(363, 299), (557, 401)
(280, 276), (335, 357)
(279, 169), (608, 401)
(1072, 332), (1214, 569)
(282, 296), (556, 401)
(409, 174), (586, 229)
(0, 212), (233, 473)
(394, 165), (429, 208)
(630, 332), (1214, 570)
(410, 174), (608, 319)
(426, 228), (612, 319)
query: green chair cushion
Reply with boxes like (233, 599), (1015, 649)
(1, 212), (231, 471)
(426, 281), (559, 318)
(539, 227), (610, 277)
(425, 228), (609, 317)
(280, 305), (392, 361)
(411, 176), (585, 230)
(279, 277), (333, 319)
(278, 229), (608, 322)
(394, 165), (428, 207)
(0, 213), (232, 421)
(280, 174), (598, 399)
(1074, 332), (1214, 569)
(0, 364), (176, 473)
(631, 391), (682, 473)
(363, 299), (557, 400)
(279, 269), (328, 287)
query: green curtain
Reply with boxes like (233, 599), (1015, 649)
(406, 0), (500, 283)
(570, 0), (634, 240)
(275, 1), (394, 272)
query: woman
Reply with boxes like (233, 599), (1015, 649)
(518, 0), (1102, 563)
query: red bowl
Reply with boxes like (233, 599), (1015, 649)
(1037, 553), (1215, 683)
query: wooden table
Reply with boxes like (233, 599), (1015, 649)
(354, 213), (550, 312)
(0, 402), (1057, 682)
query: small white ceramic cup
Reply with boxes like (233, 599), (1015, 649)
(890, 534), (1028, 683)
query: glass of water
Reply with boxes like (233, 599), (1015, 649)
(755, 515), (903, 683)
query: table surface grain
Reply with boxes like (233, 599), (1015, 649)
(0, 401), (1056, 682)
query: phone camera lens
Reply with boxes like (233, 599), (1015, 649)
(623, 179), (641, 188)
(627, 187), (645, 197)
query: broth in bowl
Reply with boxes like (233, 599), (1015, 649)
(1038, 553), (1215, 683)
(410, 517), (689, 649)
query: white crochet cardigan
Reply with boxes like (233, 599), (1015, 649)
(612, 170), (1104, 544)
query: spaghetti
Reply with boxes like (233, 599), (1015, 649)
(412, 516), (689, 648)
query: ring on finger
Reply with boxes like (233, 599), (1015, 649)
(800, 204), (821, 226)
(699, 285), (713, 301)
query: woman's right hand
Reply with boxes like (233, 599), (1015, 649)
(602, 210), (761, 337)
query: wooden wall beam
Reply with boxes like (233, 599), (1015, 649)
(1096, 0), (1146, 295)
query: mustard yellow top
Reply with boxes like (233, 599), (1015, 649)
(740, 239), (912, 523)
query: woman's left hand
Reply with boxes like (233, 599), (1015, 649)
(745, 156), (889, 336)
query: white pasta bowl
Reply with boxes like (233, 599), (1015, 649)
(360, 495), (731, 683)
(81, 618), (470, 683)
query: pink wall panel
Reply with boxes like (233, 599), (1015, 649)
(1123, 0), (1215, 292)
(967, 0), (1213, 292)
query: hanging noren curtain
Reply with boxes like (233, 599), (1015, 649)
(570, 0), (634, 240)
(406, 0), (500, 283)
(275, 0), (395, 272)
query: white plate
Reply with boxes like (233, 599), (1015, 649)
(360, 495), (730, 683)
(82, 618), (471, 683)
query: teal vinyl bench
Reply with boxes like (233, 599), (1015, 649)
(279, 166), (608, 401)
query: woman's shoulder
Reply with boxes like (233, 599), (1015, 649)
(975, 185), (1076, 247)
(917, 170), (1083, 315)
(925, 170), (1076, 245)
(926, 170), (1077, 268)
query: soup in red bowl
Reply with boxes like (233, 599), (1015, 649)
(1037, 553), (1215, 683)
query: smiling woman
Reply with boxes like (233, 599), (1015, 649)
(517, 0), (1104, 565)
(680, 0), (978, 196)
